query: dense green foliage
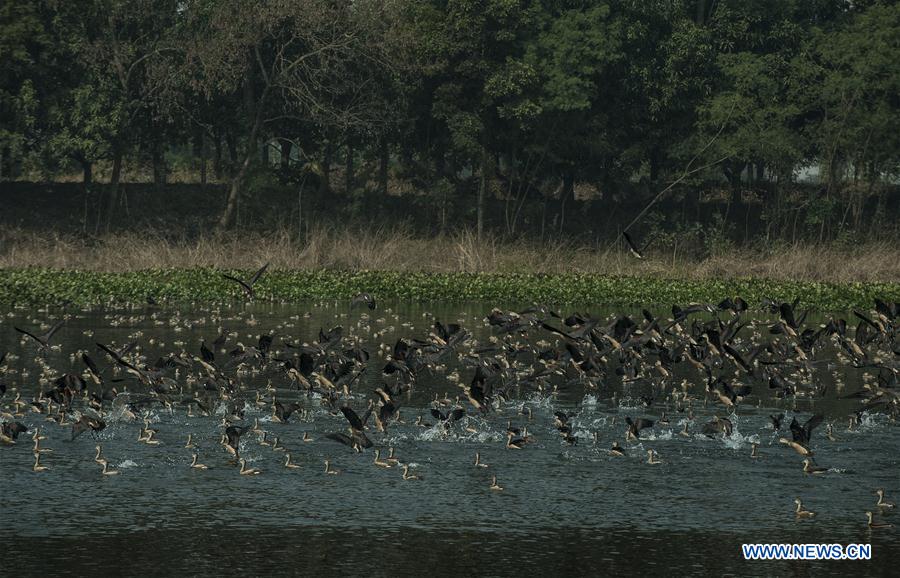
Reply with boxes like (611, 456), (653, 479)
(1, 1), (899, 239)
(1, 268), (897, 311)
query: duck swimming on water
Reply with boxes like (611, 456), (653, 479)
(802, 458), (828, 475)
(32, 452), (49, 472)
(794, 498), (814, 518)
(506, 432), (526, 449)
(190, 454), (208, 469)
(401, 465), (421, 480)
(238, 459), (261, 475)
(373, 449), (392, 468)
(284, 454), (300, 469)
(33, 437), (52, 454)
(99, 459), (119, 476)
(385, 447), (400, 466)
(143, 429), (161, 445)
(866, 511), (893, 529)
(875, 489), (895, 509)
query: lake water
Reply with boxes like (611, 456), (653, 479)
(1, 301), (897, 576)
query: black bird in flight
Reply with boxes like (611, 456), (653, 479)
(351, 292), (377, 310)
(622, 231), (646, 260)
(222, 263), (269, 300)
(15, 319), (65, 349)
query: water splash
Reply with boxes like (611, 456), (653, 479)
(615, 396), (645, 411)
(642, 430), (674, 441)
(580, 394), (598, 408)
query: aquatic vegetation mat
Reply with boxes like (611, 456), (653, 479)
(1, 268), (898, 310)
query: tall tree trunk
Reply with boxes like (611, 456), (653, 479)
(695, 0), (707, 25)
(379, 137), (389, 196)
(281, 139), (293, 171)
(649, 146), (660, 182)
(82, 160), (93, 187)
(345, 140), (354, 194)
(477, 179), (484, 239)
(219, 155), (251, 230)
(106, 148), (123, 230)
(477, 148), (487, 239)
(214, 131), (223, 181)
(434, 145), (445, 178)
(226, 132), (238, 177)
(558, 170), (574, 235)
(152, 137), (166, 194)
(218, 91), (268, 230)
(194, 131), (207, 187)
(320, 141), (332, 195)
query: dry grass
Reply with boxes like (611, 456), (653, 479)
(1, 225), (898, 283)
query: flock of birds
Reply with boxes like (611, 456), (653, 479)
(2, 266), (899, 530)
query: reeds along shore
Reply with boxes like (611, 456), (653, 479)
(1, 226), (899, 283)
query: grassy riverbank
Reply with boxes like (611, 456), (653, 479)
(1, 267), (898, 311)
(2, 227), (900, 280)
(2, 227), (898, 309)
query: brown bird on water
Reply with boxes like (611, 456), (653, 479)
(794, 498), (814, 518)
(866, 511), (893, 529)
(875, 489), (895, 509)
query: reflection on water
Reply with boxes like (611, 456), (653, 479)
(5, 525), (899, 577)
(0, 301), (897, 575)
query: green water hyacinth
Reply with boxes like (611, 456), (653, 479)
(0, 268), (898, 311)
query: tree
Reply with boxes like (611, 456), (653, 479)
(171, 0), (401, 229)
(805, 3), (900, 234)
(0, 1), (46, 179)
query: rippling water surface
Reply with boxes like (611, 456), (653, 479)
(1, 301), (897, 576)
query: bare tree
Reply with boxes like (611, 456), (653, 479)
(174, 0), (403, 229)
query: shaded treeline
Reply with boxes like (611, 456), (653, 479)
(1, 0), (899, 244)
(1, 181), (898, 253)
